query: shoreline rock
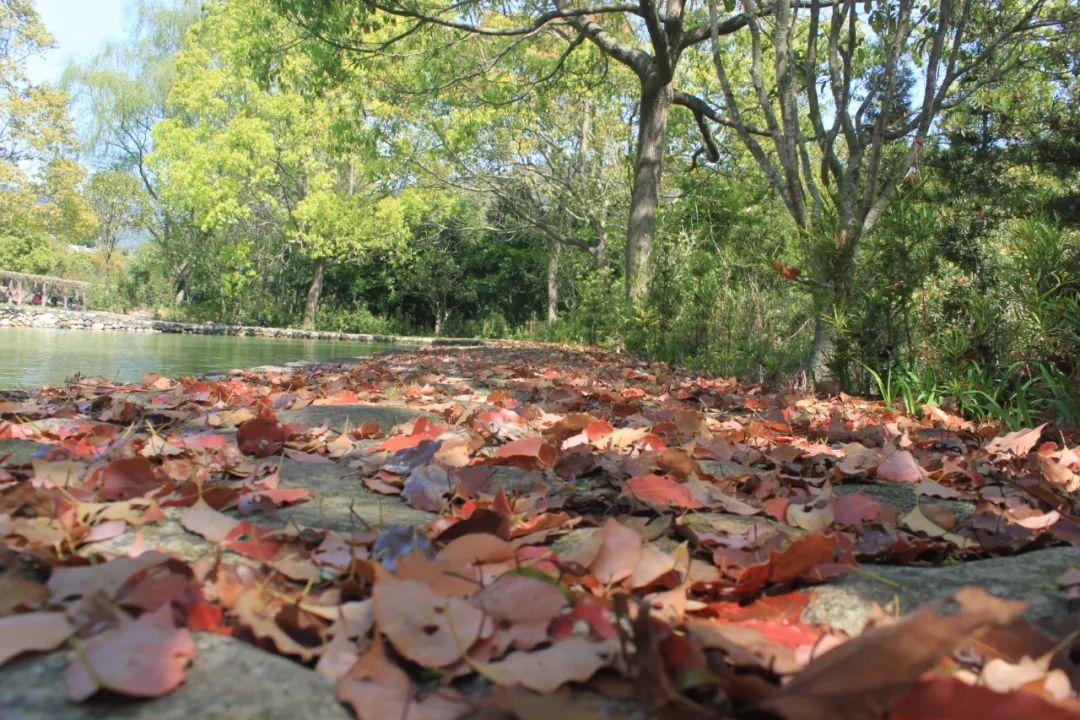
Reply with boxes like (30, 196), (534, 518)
(0, 304), (482, 347)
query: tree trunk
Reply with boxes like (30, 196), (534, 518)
(434, 306), (446, 336)
(547, 243), (560, 322)
(302, 257), (327, 330)
(625, 78), (672, 305)
(808, 313), (832, 381)
(592, 218), (609, 270)
(805, 225), (859, 383)
(173, 260), (189, 304)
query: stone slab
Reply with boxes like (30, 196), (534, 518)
(278, 403), (433, 434)
(78, 509), (216, 563)
(0, 632), (350, 720)
(679, 511), (805, 540)
(803, 546), (1080, 635)
(273, 457), (434, 532)
(0, 439), (42, 469)
(834, 481), (974, 516)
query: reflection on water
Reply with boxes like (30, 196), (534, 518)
(0, 327), (399, 389)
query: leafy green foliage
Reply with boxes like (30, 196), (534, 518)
(0, 1), (96, 269)
(3, 0), (1074, 429)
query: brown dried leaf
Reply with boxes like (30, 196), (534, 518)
(759, 586), (1026, 720)
(481, 637), (619, 693)
(985, 424), (1047, 458)
(337, 635), (469, 720)
(180, 499), (238, 543)
(373, 573), (487, 667)
(589, 519), (642, 585)
(471, 573), (567, 623)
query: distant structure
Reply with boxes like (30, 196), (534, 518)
(0, 270), (90, 309)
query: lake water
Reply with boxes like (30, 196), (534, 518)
(0, 327), (400, 389)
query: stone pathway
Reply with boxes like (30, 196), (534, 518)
(2, 379), (1077, 718)
(0, 634), (349, 720)
(805, 547), (1080, 634)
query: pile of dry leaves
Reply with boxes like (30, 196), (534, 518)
(1, 346), (1078, 718)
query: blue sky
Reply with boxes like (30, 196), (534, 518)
(26, 0), (132, 86)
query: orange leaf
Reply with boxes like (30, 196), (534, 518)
(623, 474), (703, 509)
(770, 260), (802, 281)
(494, 436), (557, 469)
(589, 519), (643, 585)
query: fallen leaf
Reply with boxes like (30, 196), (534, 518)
(786, 487), (835, 532)
(493, 687), (609, 720)
(549, 596), (617, 641)
(623, 474), (702, 509)
(875, 449), (924, 483)
(686, 617), (810, 674)
(0, 564), (50, 614)
(480, 637), (618, 693)
(627, 544), (678, 588)
(901, 505), (975, 548)
(0, 611), (74, 666)
(589, 519), (642, 585)
(236, 418), (286, 458)
(67, 605), (194, 701)
(1010, 509), (1060, 531)
(890, 676), (1077, 720)
(918, 476), (962, 500)
(758, 586), (1026, 720)
(180, 499), (238, 543)
(373, 573), (486, 667)
(471, 573), (567, 623)
(684, 476), (760, 515)
(985, 424), (1047, 458)
(737, 533), (840, 599)
(233, 589), (321, 661)
(402, 464), (453, 511)
(833, 493), (881, 526)
(494, 436), (557, 470)
(836, 443), (880, 475)
(981, 653), (1066, 695)
(1057, 567), (1080, 598)
(337, 636), (468, 720)
(921, 503), (957, 531)
(49, 552), (171, 603)
(89, 457), (163, 501)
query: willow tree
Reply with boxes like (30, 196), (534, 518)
(694, 0), (1068, 378)
(273, 0), (754, 305)
(86, 170), (150, 295)
(63, 0), (201, 300)
(0, 0), (95, 272)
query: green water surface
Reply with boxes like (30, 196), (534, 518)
(0, 327), (400, 389)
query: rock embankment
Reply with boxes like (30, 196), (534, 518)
(0, 304), (479, 346)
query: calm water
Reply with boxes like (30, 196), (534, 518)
(0, 327), (400, 389)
